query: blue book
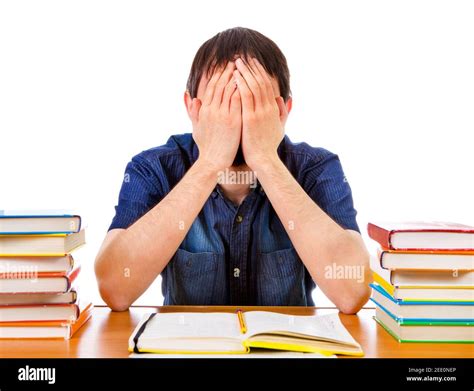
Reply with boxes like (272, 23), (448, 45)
(0, 210), (81, 234)
(370, 283), (474, 323)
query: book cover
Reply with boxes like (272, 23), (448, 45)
(377, 247), (474, 270)
(0, 210), (82, 234)
(0, 266), (81, 294)
(0, 302), (93, 339)
(367, 221), (474, 251)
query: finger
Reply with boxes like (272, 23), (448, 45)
(252, 58), (277, 106)
(275, 96), (288, 122)
(222, 77), (238, 112)
(248, 58), (269, 106)
(230, 87), (242, 118)
(235, 58), (262, 108)
(234, 69), (254, 112)
(202, 65), (225, 106)
(190, 98), (202, 124)
(211, 61), (236, 108)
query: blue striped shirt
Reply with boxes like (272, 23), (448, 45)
(109, 133), (359, 306)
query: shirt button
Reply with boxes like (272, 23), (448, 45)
(236, 215), (243, 223)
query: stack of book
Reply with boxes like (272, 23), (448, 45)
(0, 211), (92, 339)
(367, 221), (474, 343)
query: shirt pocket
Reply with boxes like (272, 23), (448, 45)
(168, 248), (220, 305)
(257, 247), (306, 306)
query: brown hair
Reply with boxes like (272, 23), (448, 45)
(186, 27), (291, 102)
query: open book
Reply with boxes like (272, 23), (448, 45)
(129, 311), (363, 357)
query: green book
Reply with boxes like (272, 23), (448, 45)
(374, 306), (474, 343)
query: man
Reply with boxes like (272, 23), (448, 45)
(95, 27), (371, 313)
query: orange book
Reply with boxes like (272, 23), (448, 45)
(377, 247), (474, 271)
(0, 254), (76, 274)
(0, 302), (93, 339)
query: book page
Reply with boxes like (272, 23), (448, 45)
(129, 351), (336, 358)
(244, 312), (359, 346)
(135, 312), (241, 340)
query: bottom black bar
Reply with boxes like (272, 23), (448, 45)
(0, 358), (472, 389)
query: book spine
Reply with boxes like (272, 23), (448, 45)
(367, 223), (392, 249)
(66, 266), (81, 290)
(75, 216), (82, 233)
(67, 304), (93, 340)
(377, 248), (389, 270)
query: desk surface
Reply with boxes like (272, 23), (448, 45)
(0, 306), (472, 358)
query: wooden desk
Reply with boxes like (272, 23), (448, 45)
(0, 306), (472, 358)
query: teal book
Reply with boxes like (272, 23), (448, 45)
(0, 210), (81, 234)
(374, 304), (474, 343)
(370, 283), (474, 322)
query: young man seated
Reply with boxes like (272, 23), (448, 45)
(95, 27), (371, 313)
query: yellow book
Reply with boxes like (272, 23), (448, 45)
(0, 230), (85, 256)
(128, 311), (363, 357)
(370, 254), (474, 302)
(372, 272), (474, 302)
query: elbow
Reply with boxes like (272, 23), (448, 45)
(104, 296), (132, 312)
(339, 240), (372, 314)
(95, 254), (132, 312)
(338, 305), (360, 316)
(337, 288), (371, 314)
(99, 282), (132, 312)
(337, 264), (373, 315)
(97, 280), (133, 312)
(337, 280), (372, 315)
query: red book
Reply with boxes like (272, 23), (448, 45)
(0, 290), (78, 306)
(367, 221), (474, 251)
(0, 266), (81, 294)
(0, 297), (90, 323)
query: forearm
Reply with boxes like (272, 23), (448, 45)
(255, 155), (371, 313)
(95, 158), (219, 310)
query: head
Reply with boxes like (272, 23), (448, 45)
(184, 27), (293, 166)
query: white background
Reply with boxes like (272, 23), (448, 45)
(0, 0), (473, 307)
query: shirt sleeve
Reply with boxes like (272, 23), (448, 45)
(303, 152), (360, 233)
(108, 155), (167, 231)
